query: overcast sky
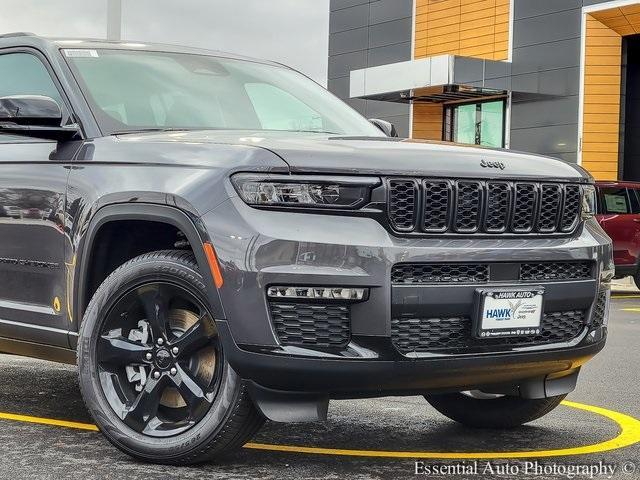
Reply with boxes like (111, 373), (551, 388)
(0, 0), (330, 84)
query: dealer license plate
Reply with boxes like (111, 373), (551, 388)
(473, 288), (544, 339)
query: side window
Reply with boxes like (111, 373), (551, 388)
(0, 52), (65, 143)
(601, 187), (631, 214)
(630, 188), (640, 214)
(245, 83), (325, 132)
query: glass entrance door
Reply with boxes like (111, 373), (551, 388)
(449, 100), (505, 148)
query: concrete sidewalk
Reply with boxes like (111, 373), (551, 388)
(611, 276), (639, 294)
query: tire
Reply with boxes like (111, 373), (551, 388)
(77, 249), (264, 465)
(424, 392), (566, 428)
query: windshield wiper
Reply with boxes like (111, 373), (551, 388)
(110, 128), (342, 136)
(287, 130), (341, 135)
(110, 128), (192, 136)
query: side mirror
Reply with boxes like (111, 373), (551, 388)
(369, 118), (398, 138)
(0, 95), (79, 141)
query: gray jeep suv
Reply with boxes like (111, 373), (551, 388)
(0, 34), (612, 465)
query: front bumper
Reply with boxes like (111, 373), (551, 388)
(202, 197), (612, 396)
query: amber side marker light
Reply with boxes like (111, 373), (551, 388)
(203, 242), (224, 289)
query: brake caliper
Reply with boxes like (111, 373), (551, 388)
(125, 320), (150, 392)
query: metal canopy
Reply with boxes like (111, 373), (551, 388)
(350, 55), (512, 104)
(374, 85), (508, 104)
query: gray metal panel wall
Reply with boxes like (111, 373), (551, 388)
(508, 0), (584, 163)
(328, 0), (413, 137)
(509, 0), (622, 163)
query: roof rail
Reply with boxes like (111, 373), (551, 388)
(0, 32), (36, 39)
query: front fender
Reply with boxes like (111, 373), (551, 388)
(70, 203), (225, 345)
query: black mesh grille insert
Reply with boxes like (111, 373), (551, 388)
(392, 261), (593, 284)
(561, 185), (581, 232)
(391, 264), (489, 284)
(511, 183), (537, 233)
(537, 184), (562, 232)
(391, 310), (586, 354)
(387, 179), (583, 235)
(520, 262), (593, 282)
(270, 302), (350, 347)
(454, 181), (482, 232)
(591, 289), (609, 325)
(388, 179), (418, 231)
(422, 181), (451, 232)
(484, 182), (510, 233)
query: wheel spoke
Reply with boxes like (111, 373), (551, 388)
(97, 280), (221, 437)
(122, 375), (168, 431)
(98, 333), (152, 366)
(171, 314), (216, 358)
(171, 364), (213, 419)
(138, 285), (170, 341)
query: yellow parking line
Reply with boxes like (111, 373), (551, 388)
(0, 400), (638, 459)
(245, 401), (640, 459)
(612, 294), (640, 299)
(0, 412), (98, 431)
(621, 308), (640, 312)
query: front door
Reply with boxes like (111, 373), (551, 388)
(0, 50), (72, 347)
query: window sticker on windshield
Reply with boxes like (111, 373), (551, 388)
(63, 49), (99, 58)
(604, 194), (628, 213)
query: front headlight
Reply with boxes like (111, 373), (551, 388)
(581, 184), (596, 219)
(231, 174), (380, 209)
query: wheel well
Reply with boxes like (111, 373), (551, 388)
(83, 220), (192, 311)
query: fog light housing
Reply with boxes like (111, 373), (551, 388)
(581, 185), (597, 219)
(267, 286), (368, 301)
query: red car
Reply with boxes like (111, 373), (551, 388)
(595, 181), (640, 284)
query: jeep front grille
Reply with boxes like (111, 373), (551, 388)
(519, 262), (593, 282)
(387, 179), (584, 235)
(391, 264), (490, 284)
(391, 310), (586, 354)
(391, 261), (594, 284)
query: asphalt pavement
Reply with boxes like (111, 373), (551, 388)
(0, 296), (638, 480)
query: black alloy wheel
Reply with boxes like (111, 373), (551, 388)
(97, 282), (220, 437)
(78, 250), (264, 464)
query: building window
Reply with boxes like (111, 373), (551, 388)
(445, 99), (506, 148)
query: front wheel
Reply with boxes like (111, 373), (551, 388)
(77, 250), (264, 465)
(424, 391), (566, 428)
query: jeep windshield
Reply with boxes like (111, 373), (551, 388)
(63, 48), (383, 137)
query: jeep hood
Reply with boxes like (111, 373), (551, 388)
(114, 130), (590, 181)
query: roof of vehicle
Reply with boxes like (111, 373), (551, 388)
(0, 33), (282, 67)
(595, 180), (640, 188)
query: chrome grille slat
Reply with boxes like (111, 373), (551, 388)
(387, 179), (583, 235)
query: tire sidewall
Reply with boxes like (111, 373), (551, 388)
(78, 254), (241, 461)
(425, 392), (566, 428)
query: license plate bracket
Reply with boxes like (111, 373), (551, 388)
(473, 287), (544, 339)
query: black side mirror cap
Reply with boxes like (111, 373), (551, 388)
(0, 95), (62, 124)
(0, 95), (80, 141)
(368, 118), (398, 137)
